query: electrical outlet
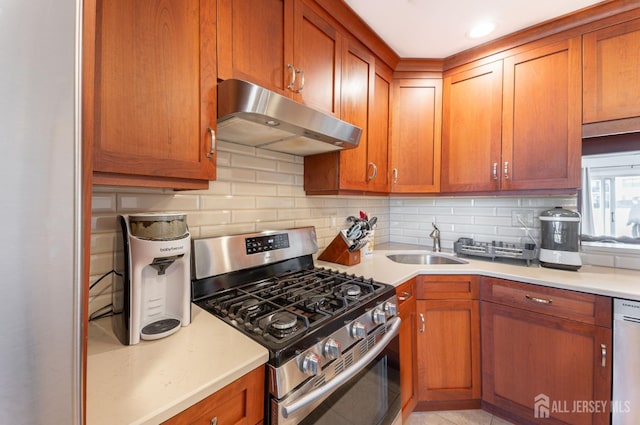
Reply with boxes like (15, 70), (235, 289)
(511, 210), (535, 227)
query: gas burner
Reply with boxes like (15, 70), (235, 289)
(242, 299), (261, 311)
(271, 311), (298, 330)
(344, 284), (362, 297)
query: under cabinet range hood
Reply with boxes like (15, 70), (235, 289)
(216, 79), (362, 156)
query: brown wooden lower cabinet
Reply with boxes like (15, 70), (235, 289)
(415, 275), (482, 410)
(397, 278), (418, 421)
(162, 365), (265, 425)
(481, 277), (612, 425)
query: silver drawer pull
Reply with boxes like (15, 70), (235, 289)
(601, 344), (607, 368)
(525, 294), (552, 304)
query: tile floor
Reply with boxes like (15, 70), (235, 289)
(407, 409), (515, 425)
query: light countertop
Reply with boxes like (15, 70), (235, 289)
(87, 244), (639, 425)
(318, 243), (640, 301)
(86, 305), (269, 425)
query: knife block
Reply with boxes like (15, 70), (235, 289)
(318, 233), (361, 266)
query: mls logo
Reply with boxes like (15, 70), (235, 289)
(534, 393), (550, 418)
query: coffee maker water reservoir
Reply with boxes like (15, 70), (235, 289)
(113, 213), (191, 345)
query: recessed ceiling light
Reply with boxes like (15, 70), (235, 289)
(467, 21), (496, 39)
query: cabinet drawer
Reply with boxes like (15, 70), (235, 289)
(481, 277), (611, 327)
(416, 275), (479, 299)
(162, 365), (264, 425)
(396, 278), (416, 308)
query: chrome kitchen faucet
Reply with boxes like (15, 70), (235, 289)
(430, 223), (441, 252)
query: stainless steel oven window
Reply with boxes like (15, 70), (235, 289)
(297, 334), (401, 425)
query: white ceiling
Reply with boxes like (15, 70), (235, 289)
(343, 0), (605, 58)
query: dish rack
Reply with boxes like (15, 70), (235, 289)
(453, 238), (538, 266)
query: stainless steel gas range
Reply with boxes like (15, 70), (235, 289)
(191, 227), (401, 425)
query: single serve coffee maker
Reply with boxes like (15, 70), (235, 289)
(113, 213), (191, 345)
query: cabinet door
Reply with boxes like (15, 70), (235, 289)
(417, 299), (481, 402)
(397, 280), (418, 421)
(391, 79), (442, 193)
(502, 37), (581, 191)
(162, 365), (264, 425)
(441, 62), (503, 193)
(90, 0), (216, 188)
(217, 0), (293, 95)
(292, 0), (341, 116)
(366, 64), (392, 193)
(338, 39), (375, 191)
(584, 18), (640, 125)
(482, 302), (612, 425)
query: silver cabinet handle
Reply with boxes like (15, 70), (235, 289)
(295, 68), (305, 93)
(601, 344), (607, 368)
(393, 168), (398, 184)
(397, 291), (411, 302)
(492, 162), (498, 180)
(367, 162), (378, 181)
(525, 294), (552, 304)
(419, 313), (425, 333)
(210, 417), (218, 425)
(206, 127), (216, 158)
(287, 64), (296, 90)
(504, 161), (510, 180)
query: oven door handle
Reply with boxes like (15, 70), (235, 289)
(281, 317), (401, 419)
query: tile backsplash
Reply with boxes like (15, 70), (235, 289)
(89, 141), (638, 318)
(89, 141), (390, 316)
(389, 195), (578, 250)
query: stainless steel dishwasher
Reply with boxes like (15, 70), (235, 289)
(613, 298), (640, 425)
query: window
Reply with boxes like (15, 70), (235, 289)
(581, 151), (640, 243)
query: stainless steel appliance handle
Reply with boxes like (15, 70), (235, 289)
(281, 317), (401, 419)
(287, 64), (296, 90)
(367, 162), (378, 180)
(206, 127), (216, 158)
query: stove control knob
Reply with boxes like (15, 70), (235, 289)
(351, 321), (367, 339)
(372, 308), (387, 325)
(323, 338), (341, 360)
(300, 352), (321, 376)
(383, 302), (398, 316)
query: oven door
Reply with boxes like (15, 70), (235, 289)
(272, 317), (401, 425)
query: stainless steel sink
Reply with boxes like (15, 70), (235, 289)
(386, 253), (468, 265)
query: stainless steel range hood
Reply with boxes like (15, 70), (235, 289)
(216, 79), (362, 156)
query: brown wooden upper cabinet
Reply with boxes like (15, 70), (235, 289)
(86, 0), (217, 189)
(583, 18), (640, 137)
(218, 0), (341, 117)
(442, 37), (582, 193)
(441, 62), (503, 193)
(304, 39), (391, 194)
(390, 78), (442, 193)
